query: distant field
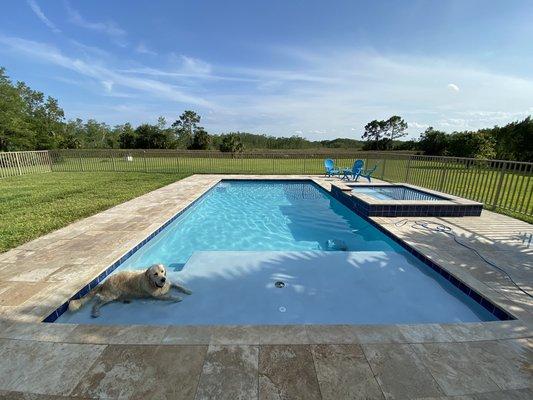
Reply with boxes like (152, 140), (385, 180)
(0, 172), (187, 252)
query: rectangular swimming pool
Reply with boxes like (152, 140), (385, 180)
(54, 180), (508, 325)
(352, 185), (446, 201)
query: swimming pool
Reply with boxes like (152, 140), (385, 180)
(55, 180), (504, 325)
(352, 185), (445, 201)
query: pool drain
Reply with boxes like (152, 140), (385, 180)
(275, 281), (285, 288)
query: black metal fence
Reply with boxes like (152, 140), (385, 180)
(1, 149), (532, 220)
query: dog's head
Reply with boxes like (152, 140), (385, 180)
(145, 264), (167, 289)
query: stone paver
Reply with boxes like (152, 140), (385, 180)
(0, 174), (531, 399)
(363, 343), (444, 399)
(0, 339), (105, 396)
(311, 344), (384, 400)
(411, 342), (501, 396)
(195, 345), (258, 400)
(259, 345), (321, 400)
(71, 344), (206, 400)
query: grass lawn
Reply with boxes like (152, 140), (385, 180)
(0, 172), (188, 253)
(51, 155), (532, 222)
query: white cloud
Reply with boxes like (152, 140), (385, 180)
(64, 1), (126, 44)
(174, 55), (212, 75)
(2, 34), (531, 137)
(447, 83), (460, 92)
(0, 35), (210, 107)
(27, 0), (61, 33)
(135, 42), (157, 56)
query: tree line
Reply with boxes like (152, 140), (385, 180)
(1, 67), (531, 161)
(361, 115), (532, 162)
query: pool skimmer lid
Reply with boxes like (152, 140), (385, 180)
(275, 281), (285, 288)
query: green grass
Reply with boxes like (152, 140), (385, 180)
(51, 155), (533, 222)
(0, 172), (188, 253)
(1, 155), (531, 253)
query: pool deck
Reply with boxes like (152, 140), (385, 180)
(0, 174), (531, 399)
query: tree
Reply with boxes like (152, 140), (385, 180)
(172, 110), (201, 149)
(117, 123), (137, 149)
(134, 123), (176, 149)
(362, 120), (384, 142)
(0, 68), (33, 150)
(189, 128), (211, 150)
(219, 133), (245, 155)
(384, 116), (408, 144)
(418, 127), (448, 155)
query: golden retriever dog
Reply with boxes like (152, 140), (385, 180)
(68, 264), (192, 318)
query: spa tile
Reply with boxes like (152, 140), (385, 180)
(72, 344), (206, 400)
(363, 343), (443, 399)
(311, 344), (384, 400)
(195, 345), (258, 400)
(258, 345), (321, 400)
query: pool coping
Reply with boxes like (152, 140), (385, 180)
(0, 174), (531, 347)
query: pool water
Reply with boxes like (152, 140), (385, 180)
(56, 180), (497, 325)
(352, 185), (445, 201)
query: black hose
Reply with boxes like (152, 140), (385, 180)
(394, 219), (533, 299)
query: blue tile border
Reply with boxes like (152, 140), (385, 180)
(43, 178), (514, 323)
(334, 186), (482, 218)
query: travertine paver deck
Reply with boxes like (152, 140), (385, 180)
(0, 174), (531, 399)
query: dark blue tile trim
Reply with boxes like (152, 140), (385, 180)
(44, 179), (513, 323)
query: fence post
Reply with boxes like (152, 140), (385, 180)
(405, 156), (412, 183)
(492, 161), (507, 210)
(438, 161), (447, 191)
(111, 151), (116, 171)
(143, 151), (147, 172)
(14, 152), (22, 176)
(46, 151), (53, 172)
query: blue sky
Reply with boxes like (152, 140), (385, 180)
(1, 0), (532, 139)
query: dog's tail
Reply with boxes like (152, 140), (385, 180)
(68, 288), (98, 312)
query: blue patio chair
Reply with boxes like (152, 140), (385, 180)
(324, 158), (340, 177)
(342, 160), (378, 182)
(359, 163), (378, 182)
(341, 159), (364, 181)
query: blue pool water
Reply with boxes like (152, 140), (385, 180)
(352, 185), (445, 201)
(56, 181), (497, 325)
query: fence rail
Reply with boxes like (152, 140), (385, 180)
(1, 149), (532, 221)
(0, 150), (52, 178)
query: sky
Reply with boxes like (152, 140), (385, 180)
(1, 1), (532, 139)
